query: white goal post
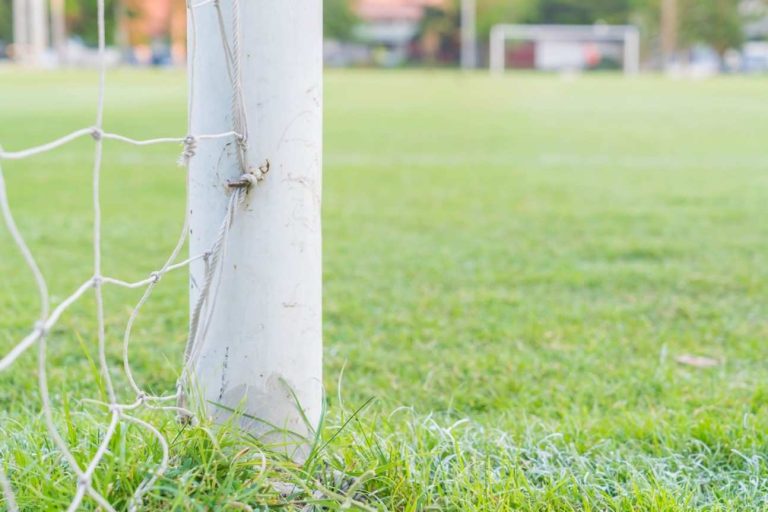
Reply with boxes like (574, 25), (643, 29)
(188, 0), (323, 458)
(489, 24), (641, 75)
(0, 0), (324, 508)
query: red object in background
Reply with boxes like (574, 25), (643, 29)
(507, 41), (536, 69)
(584, 43), (601, 68)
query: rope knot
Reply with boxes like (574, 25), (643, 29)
(78, 475), (91, 488)
(235, 133), (248, 152)
(149, 271), (162, 284)
(240, 173), (258, 187)
(136, 392), (148, 404)
(90, 128), (103, 141)
(178, 136), (197, 167)
(227, 160), (270, 191)
(34, 321), (47, 336)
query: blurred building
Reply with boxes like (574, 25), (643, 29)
(119, 0), (186, 65)
(124, 0), (447, 68)
(731, 0), (768, 72)
(353, 0), (446, 66)
(743, 0), (768, 40)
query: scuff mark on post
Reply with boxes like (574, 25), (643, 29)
(218, 345), (230, 401)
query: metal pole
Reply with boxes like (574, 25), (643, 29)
(50, 0), (67, 65)
(12, 0), (29, 62)
(28, 0), (48, 65)
(188, 0), (323, 460)
(460, 0), (477, 69)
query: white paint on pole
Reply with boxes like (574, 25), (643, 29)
(489, 24), (641, 76)
(188, 1), (323, 459)
(460, 0), (477, 69)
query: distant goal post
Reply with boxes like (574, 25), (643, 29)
(489, 24), (641, 76)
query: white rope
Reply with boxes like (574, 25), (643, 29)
(178, 190), (243, 413)
(213, 0), (249, 172)
(0, 129), (241, 161)
(0, 127), (94, 160)
(0, 0), (255, 509)
(92, 0), (116, 409)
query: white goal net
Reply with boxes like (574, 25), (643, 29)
(0, 0), (259, 509)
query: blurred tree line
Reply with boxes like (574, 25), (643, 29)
(465, 0), (746, 55)
(325, 0), (358, 40)
(0, 0), (755, 57)
(0, 0), (351, 45)
(326, 0), (751, 58)
(0, 0), (117, 45)
(0, 0), (11, 42)
(671, 0), (744, 55)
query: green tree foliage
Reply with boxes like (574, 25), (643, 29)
(0, 0), (11, 44)
(0, 0), (120, 46)
(445, 0), (538, 40)
(324, 0), (358, 41)
(0, 0), (747, 57)
(0, 0), (119, 46)
(470, 0), (745, 56)
(528, 0), (637, 24)
(476, 0), (538, 38)
(635, 0), (744, 56)
(679, 0), (743, 54)
(66, 0), (117, 46)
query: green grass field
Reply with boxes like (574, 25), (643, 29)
(2, 69), (768, 510)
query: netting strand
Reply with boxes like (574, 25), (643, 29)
(0, 0), (252, 509)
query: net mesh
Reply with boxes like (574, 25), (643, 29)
(0, 0), (253, 509)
